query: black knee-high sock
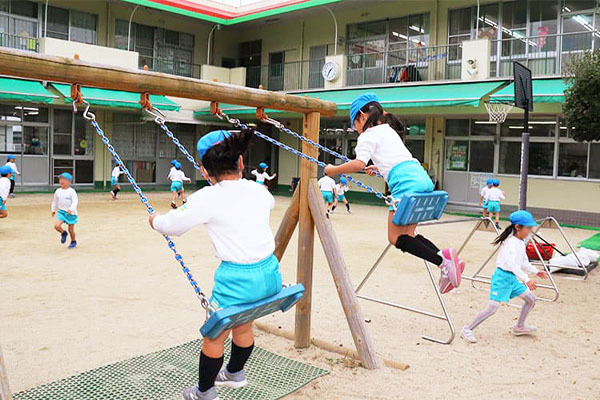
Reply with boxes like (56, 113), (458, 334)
(395, 235), (443, 265)
(198, 352), (224, 392)
(415, 234), (439, 252)
(331, 204), (337, 211)
(227, 341), (254, 373)
(345, 202), (351, 211)
(113, 188), (120, 195)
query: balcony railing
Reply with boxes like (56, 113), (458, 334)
(0, 32), (38, 52)
(491, 31), (598, 77)
(345, 43), (462, 86)
(246, 59), (326, 91)
(139, 55), (202, 79)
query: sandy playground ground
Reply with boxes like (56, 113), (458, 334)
(1, 191), (599, 399)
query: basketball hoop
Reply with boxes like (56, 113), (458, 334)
(484, 101), (514, 123)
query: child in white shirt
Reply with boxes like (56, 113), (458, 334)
(331, 176), (351, 214)
(110, 164), (124, 200)
(317, 174), (337, 213)
(150, 129), (282, 400)
(0, 165), (12, 218)
(324, 92), (462, 292)
(462, 210), (548, 343)
(168, 161), (192, 209)
(485, 179), (505, 229)
(479, 179), (493, 218)
(251, 162), (277, 187)
(51, 172), (78, 249)
(4, 154), (19, 198)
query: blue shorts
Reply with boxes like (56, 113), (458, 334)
(482, 200), (488, 209)
(387, 160), (434, 210)
(57, 209), (78, 225)
(487, 200), (501, 213)
(111, 177), (118, 186)
(337, 194), (346, 202)
(321, 190), (334, 203)
(490, 268), (527, 302)
(0, 199), (6, 211)
(170, 181), (183, 192)
(210, 254), (282, 309)
(256, 180), (265, 185)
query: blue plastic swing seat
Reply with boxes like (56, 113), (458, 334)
(200, 284), (305, 339)
(392, 191), (449, 226)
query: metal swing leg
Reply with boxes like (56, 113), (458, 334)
(457, 217), (500, 256)
(355, 244), (456, 345)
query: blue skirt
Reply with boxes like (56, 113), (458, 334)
(490, 268), (527, 302)
(210, 254), (282, 309)
(387, 160), (434, 210)
(57, 209), (77, 225)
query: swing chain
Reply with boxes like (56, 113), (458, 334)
(75, 96), (213, 311)
(215, 109), (395, 206)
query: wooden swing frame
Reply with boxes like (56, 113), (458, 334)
(0, 49), (381, 374)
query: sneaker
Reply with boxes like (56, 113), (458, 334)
(495, 223), (501, 230)
(110, 190), (116, 200)
(182, 386), (219, 400)
(8, 193), (15, 198)
(439, 248), (461, 288)
(215, 368), (248, 389)
(461, 326), (477, 343)
(60, 231), (68, 244)
(439, 260), (465, 294)
(512, 325), (537, 336)
(347, 209), (352, 214)
(171, 202), (178, 209)
(68, 241), (77, 249)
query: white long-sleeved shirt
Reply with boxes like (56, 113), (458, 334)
(318, 176), (336, 192)
(168, 169), (191, 183)
(0, 177), (10, 202)
(152, 179), (275, 264)
(496, 235), (539, 283)
(485, 187), (505, 202)
(51, 187), (78, 215)
(251, 169), (276, 183)
(111, 166), (123, 179)
(354, 123), (417, 181)
(4, 161), (19, 175)
(480, 185), (491, 200)
(336, 183), (348, 196)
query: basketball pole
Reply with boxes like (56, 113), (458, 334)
(519, 99), (529, 210)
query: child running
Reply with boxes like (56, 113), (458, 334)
(149, 129), (282, 400)
(0, 165), (11, 218)
(110, 163), (124, 200)
(51, 172), (78, 249)
(251, 162), (277, 187)
(4, 154), (20, 198)
(168, 161), (192, 209)
(485, 179), (505, 229)
(461, 210), (548, 343)
(479, 179), (493, 218)
(331, 177), (351, 214)
(324, 92), (462, 291)
(317, 173), (337, 214)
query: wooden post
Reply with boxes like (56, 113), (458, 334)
(295, 112), (320, 348)
(0, 346), (12, 400)
(273, 187), (300, 261)
(308, 180), (381, 369)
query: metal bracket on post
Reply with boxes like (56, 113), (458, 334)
(355, 243), (456, 345)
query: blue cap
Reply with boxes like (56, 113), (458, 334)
(510, 210), (538, 227)
(0, 165), (12, 175)
(58, 172), (73, 182)
(493, 179), (500, 185)
(170, 159), (178, 166)
(340, 177), (347, 184)
(197, 130), (231, 160)
(486, 179), (493, 185)
(350, 92), (379, 126)
(6, 154), (15, 160)
(259, 162), (268, 169)
(174, 161), (182, 169)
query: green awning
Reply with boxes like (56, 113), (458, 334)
(194, 80), (506, 117)
(490, 78), (568, 103)
(0, 77), (58, 103)
(52, 83), (180, 111)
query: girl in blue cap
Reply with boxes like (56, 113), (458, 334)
(485, 179), (505, 229)
(4, 154), (19, 198)
(168, 161), (192, 208)
(51, 172), (78, 249)
(110, 162), (124, 200)
(325, 92), (462, 291)
(150, 129), (282, 400)
(461, 210), (549, 343)
(479, 179), (493, 218)
(331, 176), (351, 214)
(251, 162), (277, 187)
(0, 165), (12, 218)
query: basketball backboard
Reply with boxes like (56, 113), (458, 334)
(514, 62), (533, 111)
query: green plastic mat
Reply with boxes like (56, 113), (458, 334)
(13, 339), (328, 400)
(579, 233), (600, 251)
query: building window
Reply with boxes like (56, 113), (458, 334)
(445, 119), (495, 173)
(0, 0), (38, 51)
(499, 141), (555, 176)
(52, 159), (93, 184)
(43, 6), (97, 45)
(158, 123), (195, 159)
(405, 119), (426, 162)
(558, 142), (588, 177)
(113, 113), (157, 183)
(0, 104), (48, 155)
(590, 143), (600, 179)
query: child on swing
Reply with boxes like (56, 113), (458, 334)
(461, 210), (548, 343)
(149, 129), (282, 400)
(324, 93), (463, 291)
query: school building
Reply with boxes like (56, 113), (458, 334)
(1, 0), (599, 225)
